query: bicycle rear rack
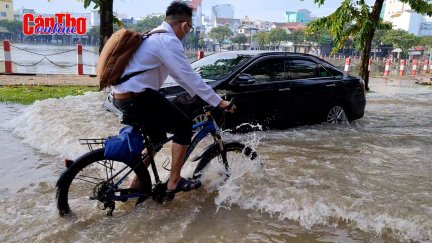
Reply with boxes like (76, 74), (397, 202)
(79, 138), (105, 152)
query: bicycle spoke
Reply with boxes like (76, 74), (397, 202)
(74, 176), (102, 184)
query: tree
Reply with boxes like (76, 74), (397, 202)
(304, 28), (332, 55)
(198, 32), (205, 49)
(132, 15), (165, 32)
(287, 29), (306, 52)
(268, 28), (289, 50)
(306, 0), (432, 91)
(86, 26), (100, 45)
(231, 34), (248, 49)
(253, 31), (269, 50)
(80, 0), (115, 53)
(184, 32), (197, 49)
(0, 20), (22, 40)
(370, 29), (387, 58)
(419, 35), (432, 49)
(381, 29), (420, 58)
(208, 26), (233, 47)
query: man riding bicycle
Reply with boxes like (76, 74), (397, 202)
(112, 1), (235, 198)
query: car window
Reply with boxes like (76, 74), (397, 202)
(287, 58), (319, 79)
(322, 64), (344, 77)
(192, 53), (253, 80)
(317, 65), (332, 77)
(244, 58), (286, 83)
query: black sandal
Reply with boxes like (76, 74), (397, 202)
(165, 177), (202, 200)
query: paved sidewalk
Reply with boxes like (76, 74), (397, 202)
(0, 73), (99, 86)
(371, 75), (432, 85)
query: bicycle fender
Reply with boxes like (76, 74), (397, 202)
(190, 143), (218, 162)
(56, 148), (103, 187)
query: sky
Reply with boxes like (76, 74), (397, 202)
(14, 0), (375, 22)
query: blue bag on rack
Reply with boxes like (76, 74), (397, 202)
(104, 126), (144, 163)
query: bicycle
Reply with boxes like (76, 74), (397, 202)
(56, 104), (258, 216)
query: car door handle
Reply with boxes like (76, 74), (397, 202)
(278, 88), (291, 91)
(326, 84), (336, 87)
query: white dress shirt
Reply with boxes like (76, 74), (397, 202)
(112, 21), (222, 107)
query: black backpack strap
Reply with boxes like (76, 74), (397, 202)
(119, 29), (169, 83)
(119, 70), (149, 83)
(144, 29), (169, 37)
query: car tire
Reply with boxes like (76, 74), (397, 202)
(326, 105), (350, 125)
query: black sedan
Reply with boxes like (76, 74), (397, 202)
(105, 51), (366, 131)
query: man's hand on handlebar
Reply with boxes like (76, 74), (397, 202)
(218, 100), (236, 113)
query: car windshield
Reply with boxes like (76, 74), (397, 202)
(191, 53), (253, 80)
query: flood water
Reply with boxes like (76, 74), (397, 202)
(0, 79), (431, 242)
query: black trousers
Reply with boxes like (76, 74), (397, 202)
(113, 89), (192, 145)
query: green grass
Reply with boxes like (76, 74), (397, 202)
(0, 85), (98, 105)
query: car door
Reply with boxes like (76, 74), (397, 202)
(221, 56), (293, 129)
(286, 57), (338, 124)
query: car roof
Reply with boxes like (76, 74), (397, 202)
(216, 50), (318, 58)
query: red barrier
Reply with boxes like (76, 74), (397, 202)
(384, 58), (390, 76)
(429, 60), (432, 74)
(197, 50), (204, 59)
(3, 40), (12, 73)
(412, 59), (418, 76)
(368, 58), (372, 72)
(344, 57), (351, 74)
(77, 44), (83, 75)
(399, 59), (405, 76)
(422, 60), (428, 75)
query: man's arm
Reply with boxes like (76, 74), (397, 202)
(158, 37), (222, 107)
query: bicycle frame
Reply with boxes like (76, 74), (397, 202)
(106, 109), (224, 202)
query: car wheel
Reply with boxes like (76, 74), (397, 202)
(326, 105), (349, 125)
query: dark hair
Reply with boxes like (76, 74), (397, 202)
(166, 1), (193, 20)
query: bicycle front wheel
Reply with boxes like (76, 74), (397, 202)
(56, 148), (151, 216)
(193, 142), (258, 182)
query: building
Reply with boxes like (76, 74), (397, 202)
(178, 0), (203, 35)
(215, 17), (241, 35)
(189, 0), (203, 33)
(0, 0), (14, 21)
(211, 4), (234, 20)
(383, 0), (432, 36)
(146, 13), (164, 18)
(241, 16), (254, 26)
(253, 20), (273, 31)
(283, 9), (315, 24)
(15, 8), (35, 21)
(91, 10), (100, 26)
(238, 24), (258, 37)
(202, 14), (213, 34)
(271, 22), (306, 33)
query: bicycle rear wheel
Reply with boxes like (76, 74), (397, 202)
(56, 148), (151, 216)
(193, 142), (258, 183)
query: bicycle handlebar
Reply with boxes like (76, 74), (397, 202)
(203, 98), (235, 113)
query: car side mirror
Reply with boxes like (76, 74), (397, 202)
(232, 73), (256, 85)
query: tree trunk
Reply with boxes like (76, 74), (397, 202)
(99, 0), (114, 54)
(360, 0), (385, 91)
